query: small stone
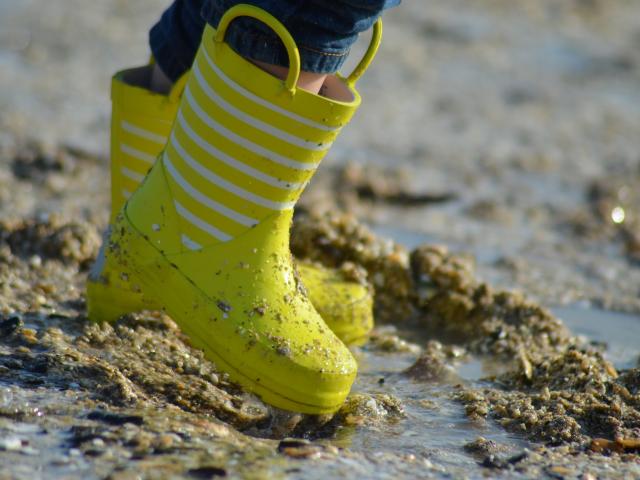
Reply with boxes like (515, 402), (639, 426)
(34, 295), (47, 306)
(208, 422), (229, 438)
(464, 437), (498, 456)
(277, 438), (322, 459)
(91, 438), (105, 448)
(28, 255), (42, 268)
(548, 465), (574, 476)
(156, 433), (180, 450)
(131, 433), (152, 453)
(20, 328), (38, 343)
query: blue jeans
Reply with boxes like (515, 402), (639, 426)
(149, 0), (400, 82)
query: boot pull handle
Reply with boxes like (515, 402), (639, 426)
(215, 4), (301, 94)
(346, 19), (383, 87)
(215, 4), (383, 94)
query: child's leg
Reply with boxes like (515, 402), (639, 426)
(148, 0), (207, 90)
(149, 0), (400, 93)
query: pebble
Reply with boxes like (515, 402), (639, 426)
(277, 438), (310, 452)
(34, 294), (47, 306)
(91, 438), (105, 448)
(20, 328), (38, 344)
(28, 255), (41, 268)
(548, 465), (574, 477)
(277, 439), (323, 459)
(156, 433), (180, 450)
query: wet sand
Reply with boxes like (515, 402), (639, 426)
(1, 0), (640, 478)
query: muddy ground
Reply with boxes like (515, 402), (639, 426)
(1, 0), (640, 479)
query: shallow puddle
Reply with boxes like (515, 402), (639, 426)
(317, 304), (640, 477)
(334, 338), (528, 474)
(0, 385), (97, 478)
(553, 306), (640, 370)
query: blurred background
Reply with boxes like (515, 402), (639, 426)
(0, 0), (639, 310)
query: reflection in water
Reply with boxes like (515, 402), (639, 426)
(328, 305), (640, 474)
(331, 338), (527, 472)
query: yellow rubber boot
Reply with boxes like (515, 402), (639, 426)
(297, 264), (372, 346)
(88, 5), (382, 413)
(88, 28), (374, 346)
(108, 64), (187, 218)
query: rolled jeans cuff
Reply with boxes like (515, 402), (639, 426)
(201, 1), (347, 74)
(150, 0), (400, 82)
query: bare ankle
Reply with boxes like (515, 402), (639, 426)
(151, 58), (330, 97)
(251, 59), (327, 95)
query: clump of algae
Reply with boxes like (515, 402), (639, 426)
(292, 210), (640, 453)
(2, 209), (640, 461)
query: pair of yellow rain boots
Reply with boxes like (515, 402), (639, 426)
(86, 5), (382, 414)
